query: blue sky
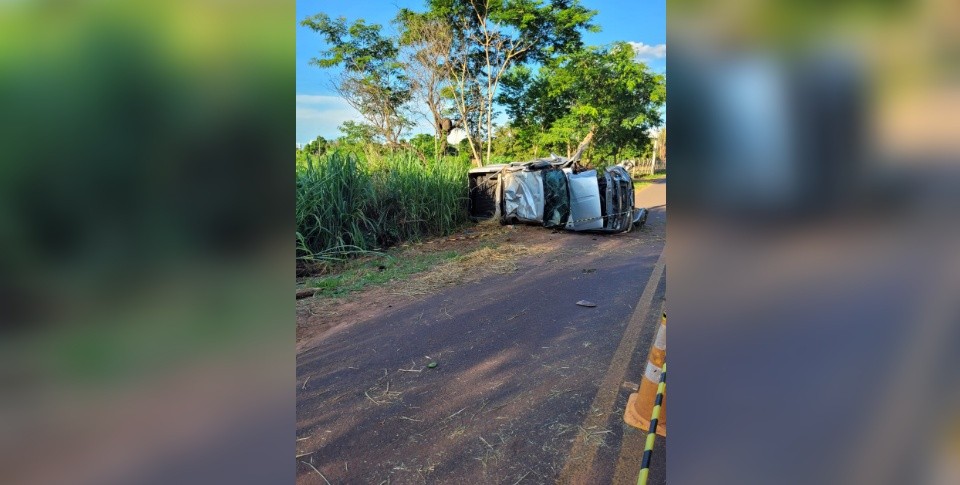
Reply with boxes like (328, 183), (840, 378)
(296, 0), (665, 144)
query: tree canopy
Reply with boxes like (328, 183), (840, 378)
(302, 135), (328, 156)
(300, 13), (412, 147)
(300, 3), (664, 166)
(423, 0), (598, 165)
(499, 42), (665, 162)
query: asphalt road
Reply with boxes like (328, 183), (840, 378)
(296, 180), (667, 484)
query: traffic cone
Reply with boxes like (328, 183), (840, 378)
(624, 311), (666, 436)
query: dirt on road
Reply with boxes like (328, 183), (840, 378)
(296, 181), (666, 484)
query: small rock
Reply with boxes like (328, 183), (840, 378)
(576, 300), (597, 307)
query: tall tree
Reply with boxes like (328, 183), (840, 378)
(395, 10), (456, 158)
(301, 14), (412, 147)
(426, 0), (598, 166)
(499, 42), (666, 163)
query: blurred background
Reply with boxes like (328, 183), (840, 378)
(0, 1), (292, 484)
(668, 0), (960, 483)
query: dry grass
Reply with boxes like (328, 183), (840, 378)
(575, 425), (613, 448)
(365, 381), (403, 406)
(392, 245), (532, 297)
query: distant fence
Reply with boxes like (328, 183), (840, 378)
(621, 158), (666, 176)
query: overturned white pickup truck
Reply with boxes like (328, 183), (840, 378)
(468, 156), (648, 233)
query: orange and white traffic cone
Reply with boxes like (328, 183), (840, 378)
(624, 311), (666, 436)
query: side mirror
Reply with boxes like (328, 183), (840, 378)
(632, 208), (648, 228)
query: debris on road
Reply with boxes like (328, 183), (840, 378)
(576, 300), (597, 307)
(427, 361), (438, 368)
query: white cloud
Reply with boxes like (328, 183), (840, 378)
(296, 94), (346, 105)
(295, 93), (438, 143)
(295, 93), (362, 144)
(628, 42), (666, 61)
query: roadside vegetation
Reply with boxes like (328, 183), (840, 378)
(296, 151), (470, 274)
(299, 235), (529, 300)
(304, 249), (461, 298)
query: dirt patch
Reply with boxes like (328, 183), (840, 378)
(296, 223), (563, 351)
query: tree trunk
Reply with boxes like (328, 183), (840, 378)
(570, 128), (595, 162)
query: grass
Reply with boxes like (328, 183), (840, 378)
(296, 151), (471, 273)
(632, 172), (666, 191)
(300, 234), (531, 300)
(303, 250), (461, 298)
